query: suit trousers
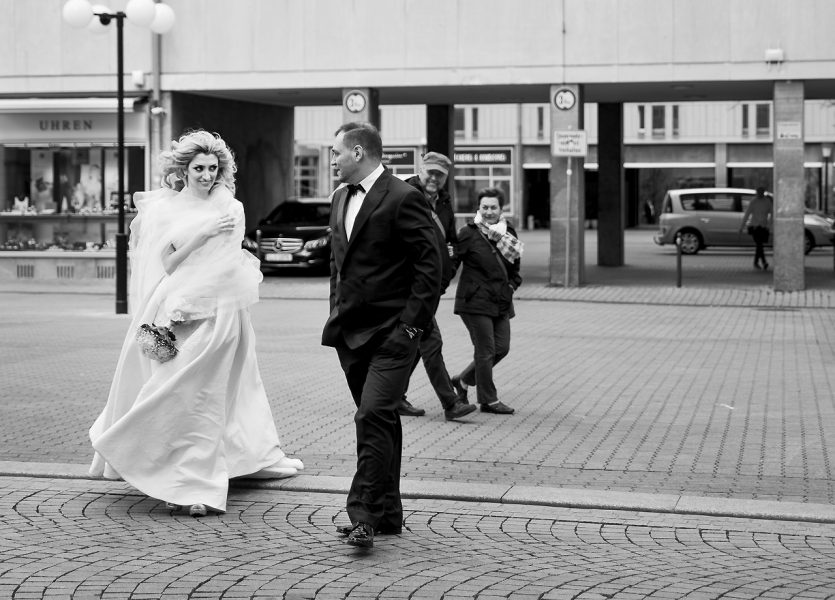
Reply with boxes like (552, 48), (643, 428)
(336, 326), (419, 529)
(458, 313), (511, 405)
(407, 317), (458, 409)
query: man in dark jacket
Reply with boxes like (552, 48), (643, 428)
(399, 152), (477, 422)
(323, 123), (442, 549)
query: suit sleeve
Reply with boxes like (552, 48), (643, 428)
(396, 188), (442, 329)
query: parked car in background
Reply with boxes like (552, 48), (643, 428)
(243, 198), (331, 272)
(653, 187), (834, 255)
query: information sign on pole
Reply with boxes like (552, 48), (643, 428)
(552, 130), (588, 157)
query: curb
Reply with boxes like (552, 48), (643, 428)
(3, 462), (834, 525)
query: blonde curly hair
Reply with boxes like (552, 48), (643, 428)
(158, 129), (237, 194)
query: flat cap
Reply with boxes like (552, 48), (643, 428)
(422, 151), (452, 174)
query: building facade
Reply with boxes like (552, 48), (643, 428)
(0, 0), (833, 290)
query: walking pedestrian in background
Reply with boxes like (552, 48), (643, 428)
(451, 187), (523, 415)
(400, 151), (477, 421)
(739, 186), (773, 270)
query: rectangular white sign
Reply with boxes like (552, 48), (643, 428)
(552, 130), (588, 157)
(776, 121), (802, 140)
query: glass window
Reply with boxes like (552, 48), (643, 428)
(672, 105), (680, 137)
(536, 106), (545, 140)
(294, 155), (318, 197)
(709, 193), (738, 212)
(681, 194), (714, 211)
(755, 104), (770, 137)
(452, 165), (512, 214)
(741, 104), (749, 137)
(728, 167), (771, 191)
(651, 106), (665, 137)
(454, 108), (465, 140)
(637, 105), (646, 135)
(471, 108), (479, 139)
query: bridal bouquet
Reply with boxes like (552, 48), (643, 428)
(135, 323), (178, 363)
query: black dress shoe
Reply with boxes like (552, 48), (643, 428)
(397, 398), (425, 417)
(450, 376), (468, 403)
(444, 400), (477, 421)
(345, 522), (374, 548)
(480, 401), (515, 414)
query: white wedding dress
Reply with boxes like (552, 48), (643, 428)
(89, 186), (302, 513)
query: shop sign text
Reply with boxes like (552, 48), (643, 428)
(39, 119), (94, 131)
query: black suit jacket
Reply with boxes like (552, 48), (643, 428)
(322, 168), (442, 350)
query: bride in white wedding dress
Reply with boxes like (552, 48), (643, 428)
(89, 130), (302, 517)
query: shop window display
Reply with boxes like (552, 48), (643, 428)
(0, 146), (143, 251)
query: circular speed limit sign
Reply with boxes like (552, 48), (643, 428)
(553, 89), (576, 111)
(344, 90), (367, 113)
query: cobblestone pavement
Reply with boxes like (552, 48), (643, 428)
(2, 476), (835, 600)
(1, 289), (835, 504)
(3, 229), (835, 597)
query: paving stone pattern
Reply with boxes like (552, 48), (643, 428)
(1, 477), (834, 600)
(1, 290), (834, 504)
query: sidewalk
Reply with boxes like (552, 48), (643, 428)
(2, 229), (835, 527)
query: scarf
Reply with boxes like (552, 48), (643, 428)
(474, 212), (524, 263)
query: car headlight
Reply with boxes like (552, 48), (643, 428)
(304, 235), (329, 250)
(242, 237), (258, 252)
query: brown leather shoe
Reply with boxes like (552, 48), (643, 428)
(345, 522), (374, 548)
(480, 401), (515, 415)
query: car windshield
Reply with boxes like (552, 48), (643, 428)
(263, 202), (330, 226)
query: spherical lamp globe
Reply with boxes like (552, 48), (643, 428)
(62, 0), (94, 28)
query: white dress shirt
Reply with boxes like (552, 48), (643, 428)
(345, 163), (384, 239)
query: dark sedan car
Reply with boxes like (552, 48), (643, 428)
(243, 198), (331, 272)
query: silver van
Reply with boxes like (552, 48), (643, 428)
(652, 187), (833, 255)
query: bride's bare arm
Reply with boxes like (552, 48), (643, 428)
(161, 213), (236, 274)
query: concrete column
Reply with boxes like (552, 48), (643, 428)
(426, 105), (454, 158)
(341, 88), (380, 130)
(426, 104), (455, 202)
(714, 143), (728, 187)
(772, 81), (805, 292)
(597, 103), (624, 266)
(549, 84), (585, 286)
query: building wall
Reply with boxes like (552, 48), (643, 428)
(2, 1), (834, 96)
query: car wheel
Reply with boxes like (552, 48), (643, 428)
(804, 231), (814, 255)
(676, 230), (702, 255)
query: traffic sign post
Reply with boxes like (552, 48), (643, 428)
(552, 130), (588, 157)
(551, 130), (587, 285)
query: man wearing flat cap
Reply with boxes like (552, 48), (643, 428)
(399, 152), (477, 422)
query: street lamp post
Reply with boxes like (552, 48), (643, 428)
(62, 0), (175, 314)
(822, 145), (832, 215)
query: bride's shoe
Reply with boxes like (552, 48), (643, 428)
(247, 466), (298, 479)
(189, 504), (207, 517)
(165, 502), (182, 510)
(275, 456), (304, 471)
(245, 455), (304, 479)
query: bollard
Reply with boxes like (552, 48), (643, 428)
(675, 234), (682, 288)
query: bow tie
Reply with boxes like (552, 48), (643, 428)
(346, 183), (365, 196)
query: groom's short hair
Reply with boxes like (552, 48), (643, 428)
(335, 122), (382, 161)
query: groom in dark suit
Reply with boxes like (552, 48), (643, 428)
(322, 122), (442, 549)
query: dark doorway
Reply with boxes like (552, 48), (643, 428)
(523, 168), (550, 228)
